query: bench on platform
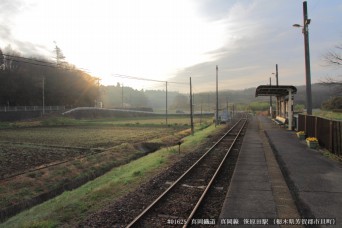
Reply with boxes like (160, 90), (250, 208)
(272, 116), (288, 127)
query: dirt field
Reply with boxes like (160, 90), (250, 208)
(0, 121), (195, 220)
(0, 126), (179, 178)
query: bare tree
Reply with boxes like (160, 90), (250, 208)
(324, 44), (342, 67)
(53, 41), (66, 67)
(3, 45), (22, 72)
(320, 43), (342, 95)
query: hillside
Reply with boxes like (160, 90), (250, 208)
(100, 83), (336, 112)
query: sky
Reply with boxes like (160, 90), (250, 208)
(0, 0), (341, 93)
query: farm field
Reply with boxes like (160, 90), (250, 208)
(2, 118), (225, 227)
(0, 125), (174, 149)
(0, 115), (212, 222)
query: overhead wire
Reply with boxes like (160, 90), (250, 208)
(112, 73), (188, 85)
(2, 54), (91, 72)
(1, 55), (190, 89)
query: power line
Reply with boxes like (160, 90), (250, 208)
(3, 54), (57, 69)
(2, 54), (90, 72)
(112, 73), (187, 85)
(2, 55), (187, 86)
(3, 54), (54, 65)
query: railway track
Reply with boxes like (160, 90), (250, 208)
(127, 115), (248, 227)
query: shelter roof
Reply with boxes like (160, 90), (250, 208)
(255, 85), (297, 97)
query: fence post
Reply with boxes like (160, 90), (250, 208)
(304, 115), (307, 136)
(334, 122), (337, 155)
(338, 122), (342, 156)
(314, 116), (318, 138)
(329, 120), (333, 153)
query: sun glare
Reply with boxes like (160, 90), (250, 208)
(10, 0), (226, 90)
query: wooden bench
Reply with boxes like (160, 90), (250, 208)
(272, 116), (288, 127)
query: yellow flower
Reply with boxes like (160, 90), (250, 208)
(306, 137), (318, 142)
(297, 131), (305, 135)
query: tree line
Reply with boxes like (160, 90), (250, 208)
(0, 45), (99, 107)
(99, 83), (339, 113)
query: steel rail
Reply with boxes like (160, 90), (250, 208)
(126, 117), (245, 228)
(183, 117), (248, 227)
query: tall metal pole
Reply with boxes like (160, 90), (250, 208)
(232, 104), (234, 118)
(275, 64), (279, 116)
(226, 96), (228, 119)
(215, 65), (219, 126)
(275, 64), (279, 86)
(288, 89), (293, 130)
(269, 77), (272, 117)
(42, 76), (45, 115)
(303, 1), (312, 115)
(200, 100), (203, 125)
(166, 81), (168, 126)
(190, 77), (194, 135)
(121, 83), (124, 108)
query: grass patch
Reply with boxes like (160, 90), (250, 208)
(41, 117), (80, 126)
(0, 122), (11, 129)
(321, 150), (342, 162)
(2, 123), (220, 227)
(313, 110), (342, 121)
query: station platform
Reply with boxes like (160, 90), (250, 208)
(219, 115), (342, 227)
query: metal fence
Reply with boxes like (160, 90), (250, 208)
(0, 106), (65, 112)
(298, 114), (342, 156)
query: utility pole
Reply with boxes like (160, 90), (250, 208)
(303, 1), (312, 115)
(275, 64), (279, 117)
(190, 77), (194, 135)
(42, 76), (45, 115)
(269, 77), (272, 117)
(226, 96), (229, 121)
(121, 83), (124, 108)
(275, 64), (279, 86)
(200, 100), (203, 125)
(294, 1), (312, 115)
(166, 81), (168, 126)
(215, 65), (219, 127)
(232, 104), (235, 118)
(273, 64), (279, 116)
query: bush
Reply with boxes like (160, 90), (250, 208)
(322, 96), (342, 110)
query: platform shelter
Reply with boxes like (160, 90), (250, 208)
(255, 85), (297, 130)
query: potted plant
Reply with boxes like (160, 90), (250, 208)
(306, 137), (319, 149)
(296, 131), (305, 140)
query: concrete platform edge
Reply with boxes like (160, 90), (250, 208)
(263, 130), (316, 220)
